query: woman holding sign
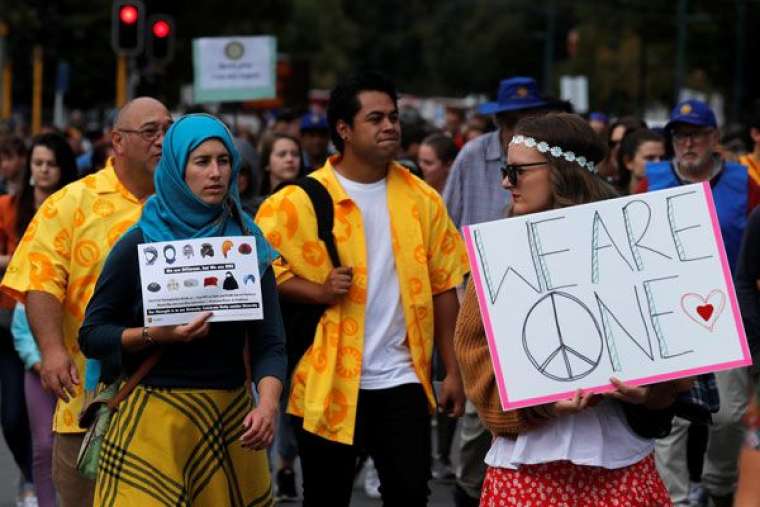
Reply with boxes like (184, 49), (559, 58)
(79, 114), (285, 506)
(455, 112), (690, 506)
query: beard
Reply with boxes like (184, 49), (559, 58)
(676, 150), (714, 179)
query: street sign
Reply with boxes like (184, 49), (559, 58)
(192, 36), (276, 104)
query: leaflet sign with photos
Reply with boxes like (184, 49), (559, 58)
(138, 236), (263, 326)
(462, 182), (751, 410)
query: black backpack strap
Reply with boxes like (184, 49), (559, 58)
(279, 177), (341, 268)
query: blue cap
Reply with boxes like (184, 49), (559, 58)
(478, 77), (549, 115)
(300, 113), (328, 131)
(665, 99), (717, 132)
(589, 112), (608, 123)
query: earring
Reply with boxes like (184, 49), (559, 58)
(29, 176), (35, 187)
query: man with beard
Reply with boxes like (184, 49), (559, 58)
(643, 99), (760, 506)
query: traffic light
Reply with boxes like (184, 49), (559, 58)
(147, 15), (175, 64)
(111, 0), (145, 55)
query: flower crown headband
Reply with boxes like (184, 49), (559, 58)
(510, 135), (597, 174)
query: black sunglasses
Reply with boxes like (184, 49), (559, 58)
(500, 162), (547, 186)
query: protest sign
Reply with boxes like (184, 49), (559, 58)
(138, 236), (263, 326)
(192, 36), (276, 103)
(462, 182), (751, 410)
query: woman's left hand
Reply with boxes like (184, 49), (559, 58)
(240, 401), (278, 451)
(605, 377), (650, 405)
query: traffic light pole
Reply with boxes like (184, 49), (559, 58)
(32, 46), (43, 135)
(0, 21), (9, 121)
(2, 63), (10, 120)
(116, 53), (127, 107)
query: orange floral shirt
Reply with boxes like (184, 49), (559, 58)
(1, 160), (142, 433)
(255, 158), (469, 444)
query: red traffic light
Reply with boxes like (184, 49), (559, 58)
(152, 20), (170, 38)
(119, 5), (139, 25)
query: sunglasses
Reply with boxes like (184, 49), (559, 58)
(500, 162), (547, 186)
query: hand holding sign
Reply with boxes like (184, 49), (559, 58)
(149, 311), (213, 344)
(463, 183), (751, 410)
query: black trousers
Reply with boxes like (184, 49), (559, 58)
(295, 383), (432, 507)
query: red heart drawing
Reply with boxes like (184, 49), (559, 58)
(681, 290), (725, 331)
(696, 304), (714, 321)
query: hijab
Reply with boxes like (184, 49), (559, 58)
(136, 114), (275, 273)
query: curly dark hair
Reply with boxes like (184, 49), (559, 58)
(327, 71), (398, 153)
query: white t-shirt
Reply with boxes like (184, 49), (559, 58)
(485, 400), (654, 470)
(334, 172), (419, 390)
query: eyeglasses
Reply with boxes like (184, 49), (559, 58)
(672, 128), (714, 144)
(118, 122), (172, 142)
(500, 162), (547, 186)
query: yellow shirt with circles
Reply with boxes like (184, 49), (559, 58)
(740, 154), (760, 186)
(255, 158), (469, 445)
(1, 160), (142, 433)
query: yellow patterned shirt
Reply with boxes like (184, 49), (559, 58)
(255, 158), (469, 444)
(1, 160), (143, 433)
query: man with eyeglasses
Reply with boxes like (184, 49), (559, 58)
(1, 97), (171, 507)
(641, 99), (760, 507)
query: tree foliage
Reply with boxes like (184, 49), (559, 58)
(0, 0), (757, 120)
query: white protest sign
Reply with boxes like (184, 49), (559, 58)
(138, 236), (263, 326)
(462, 182), (751, 410)
(192, 36), (276, 103)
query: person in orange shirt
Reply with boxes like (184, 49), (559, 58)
(1, 133), (78, 507)
(256, 71), (469, 506)
(1, 97), (172, 507)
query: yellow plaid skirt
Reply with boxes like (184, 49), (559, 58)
(95, 384), (273, 507)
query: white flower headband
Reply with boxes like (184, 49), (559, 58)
(510, 135), (597, 174)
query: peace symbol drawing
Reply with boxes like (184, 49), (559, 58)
(681, 290), (726, 331)
(522, 291), (604, 382)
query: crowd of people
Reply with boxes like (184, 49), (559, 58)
(0, 69), (758, 507)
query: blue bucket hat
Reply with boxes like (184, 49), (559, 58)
(665, 99), (717, 132)
(478, 77), (549, 115)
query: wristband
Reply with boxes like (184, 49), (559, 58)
(142, 326), (155, 346)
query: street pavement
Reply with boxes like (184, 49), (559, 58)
(0, 418), (460, 506)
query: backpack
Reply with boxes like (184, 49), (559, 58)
(276, 177), (341, 375)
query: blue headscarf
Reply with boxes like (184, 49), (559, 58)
(136, 114), (276, 274)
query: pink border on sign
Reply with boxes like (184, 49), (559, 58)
(701, 181), (752, 365)
(462, 226), (512, 407)
(462, 182), (752, 411)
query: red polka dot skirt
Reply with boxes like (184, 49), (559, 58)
(480, 453), (671, 506)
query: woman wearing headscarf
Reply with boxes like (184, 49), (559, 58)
(79, 114), (285, 506)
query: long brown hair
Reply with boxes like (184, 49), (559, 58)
(257, 132), (304, 196)
(16, 133), (78, 238)
(512, 112), (618, 209)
